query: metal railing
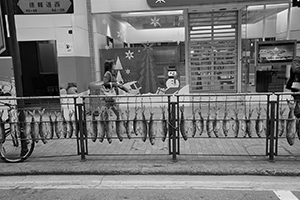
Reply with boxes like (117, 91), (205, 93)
(0, 92), (299, 162)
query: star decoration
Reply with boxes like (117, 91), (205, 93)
(179, 15), (184, 21)
(125, 69), (131, 74)
(102, 19), (107, 24)
(105, 45), (110, 50)
(155, 0), (166, 3)
(142, 43), (154, 51)
(150, 16), (161, 27)
(117, 31), (122, 39)
(125, 50), (134, 60)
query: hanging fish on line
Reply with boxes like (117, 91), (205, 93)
(179, 105), (188, 141)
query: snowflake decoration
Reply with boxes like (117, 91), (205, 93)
(150, 16), (161, 27)
(102, 19), (107, 24)
(155, 0), (166, 3)
(117, 31), (122, 39)
(125, 50), (134, 60)
(142, 43), (154, 51)
(125, 69), (131, 74)
(105, 45), (110, 50)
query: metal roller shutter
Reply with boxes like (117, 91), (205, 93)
(188, 11), (238, 93)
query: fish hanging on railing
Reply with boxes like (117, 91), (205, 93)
(206, 107), (213, 138)
(244, 109), (254, 138)
(286, 100), (296, 146)
(97, 109), (106, 143)
(91, 110), (98, 142)
(124, 109), (132, 139)
(148, 111), (155, 145)
(54, 112), (63, 139)
(179, 105), (188, 141)
(0, 110), (5, 143)
(161, 106), (168, 142)
(8, 109), (19, 147)
(24, 110), (32, 140)
(222, 108), (230, 137)
(278, 107), (286, 137)
(133, 106), (139, 136)
(115, 110), (125, 142)
(67, 110), (75, 138)
(28, 110), (39, 143)
(61, 110), (68, 138)
(213, 107), (221, 138)
(46, 113), (55, 139)
(191, 109), (197, 138)
(232, 108), (240, 138)
(255, 108), (264, 138)
(196, 107), (204, 136)
(38, 109), (48, 144)
(141, 106), (148, 142)
(106, 108), (115, 144)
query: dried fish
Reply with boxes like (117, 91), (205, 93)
(278, 107), (286, 137)
(8, 110), (19, 147)
(62, 111), (68, 138)
(91, 111), (98, 142)
(244, 109), (253, 138)
(206, 108), (214, 138)
(141, 106), (148, 142)
(286, 100), (296, 146)
(148, 111), (155, 145)
(97, 110), (106, 143)
(179, 105), (188, 141)
(0, 110), (5, 143)
(67, 111), (74, 138)
(24, 110), (32, 139)
(28, 110), (39, 143)
(196, 108), (204, 136)
(54, 112), (62, 139)
(106, 109), (115, 144)
(38, 109), (48, 144)
(161, 106), (168, 142)
(124, 110), (132, 139)
(222, 108), (230, 137)
(133, 106), (139, 136)
(115, 110), (124, 142)
(191, 110), (197, 138)
(255, 108), (264, 138)
(46, 113), (55, 139)
(213, 107), (221, 137)
(232, 108), (240, 138)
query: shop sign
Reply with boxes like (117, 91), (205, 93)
(293, 0), (300, 7)
(0, 3), (5, 54)
(147, 0), (217, 7)
(14, 0), (74, 14)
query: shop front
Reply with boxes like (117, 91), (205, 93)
(90, 0), (299, 94)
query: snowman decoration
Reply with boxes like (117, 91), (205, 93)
(166, 70), (180, 88)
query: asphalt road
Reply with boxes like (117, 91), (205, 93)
(0, 175), (300, 200)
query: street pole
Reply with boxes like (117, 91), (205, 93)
(4, 0), (28, 155)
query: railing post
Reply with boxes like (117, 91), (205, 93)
(171, 102), (177, 162)
(269, 100), (276, 161)
(77, 103), (86, 161)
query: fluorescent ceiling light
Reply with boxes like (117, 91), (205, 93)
(126, 10), (183, 16)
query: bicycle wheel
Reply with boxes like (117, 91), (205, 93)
(0, 129), (35, 163)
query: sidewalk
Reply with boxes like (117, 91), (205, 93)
(1, 138), (300, 176)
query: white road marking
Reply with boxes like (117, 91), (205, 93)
(274, 190), (299, 200)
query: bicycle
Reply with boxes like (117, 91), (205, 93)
(0, 101), (35, 163)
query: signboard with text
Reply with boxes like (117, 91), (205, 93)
(13, 0), (74, 14)
(0, 3), (5, 54)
